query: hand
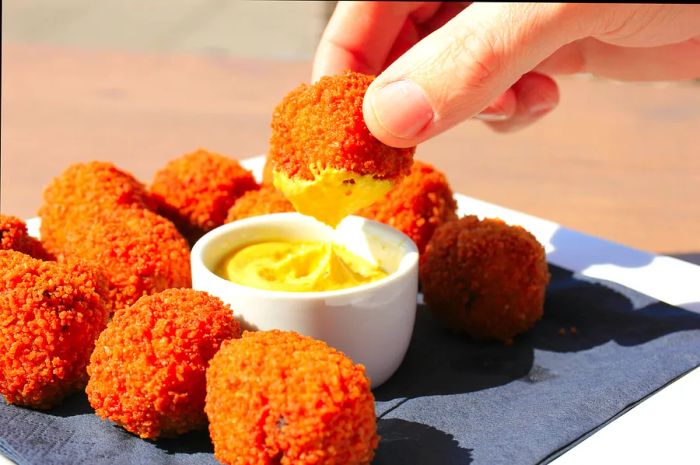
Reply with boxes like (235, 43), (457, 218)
(313, 2), (700, 147)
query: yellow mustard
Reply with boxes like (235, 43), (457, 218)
(273, 165), (394, 227)
(215, 241), (387, 292)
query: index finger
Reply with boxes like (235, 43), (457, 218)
(312, 2), (439, 82)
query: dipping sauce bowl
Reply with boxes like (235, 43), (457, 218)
(191, 213), (418, 388)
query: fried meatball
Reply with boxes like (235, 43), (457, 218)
(420, 216), (549, 343)
(39, 161), (155, 252)
(54, 208), (191, 310)
(268, 71), (415, 226)
(358, 161), (458, 254)
(0, 250), (110, 409)
(0, 214), (53, 260)
(224, 186), (295, 223)
(87, 289), (241, 439)
(269, 71), (413, 182)
(206, 330), (378, 465)
(150, 149), (259, 239)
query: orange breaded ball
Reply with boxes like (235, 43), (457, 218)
(269, 71), (414, 182)
(150, 149), (259, 238)
(0, 214), (53, 260)
(358, 161), (458, 254)
(420, 216), (550, 343)
(54, 208), (191, 310)
(0, 251), (110, 409)
(39, 161), (155, 252)
(225, 186), (295, 223)
(206, 330), (378, 465)
(87, 289), (241, 439)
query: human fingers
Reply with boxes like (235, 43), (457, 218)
(536, 38), (700, 81)
(480, 73), (560, 133)
(362, 3), (587, 148)
(312, 2), (441, 82)
(384, 2), (471, 69)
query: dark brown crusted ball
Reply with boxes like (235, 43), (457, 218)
(420, 216), (549, 343)
(0, 250), (110, 409)
(87, 289), (241, 439)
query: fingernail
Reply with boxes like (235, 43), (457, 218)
(528, 99), (556, 116)
(473, 112), (508, 122)
(370, 80), (434, 139)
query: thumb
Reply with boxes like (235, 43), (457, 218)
(363, 3), (591, 147)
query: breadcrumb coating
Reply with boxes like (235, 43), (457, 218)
(206, 330), (378, 465)
(39, 161), (191, 310)
(420, 216), (549, 343)
(87, 289), (241, 439)
(0, 214), (53, 260)
(150, 149), (259, 238)
(0, 250), (110, 409)
(225, 186), (295, 223)
(53, 208), (191, 310)
(268, 71), (414, 182)
(358, 161), (458, 254)
(39, 161), (155, 252)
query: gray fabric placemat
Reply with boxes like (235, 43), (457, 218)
(2, 265), (699, 465)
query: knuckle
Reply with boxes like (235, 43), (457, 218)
(444, 30), (503, 91)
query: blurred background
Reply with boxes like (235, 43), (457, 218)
(3, 0), (336, 60)
(2, 1), (699, 263)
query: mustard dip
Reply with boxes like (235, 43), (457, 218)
(216, 241), (387, 292)
(273, 165), (394, 227)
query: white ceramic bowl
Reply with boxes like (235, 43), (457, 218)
(191, 213), (419, 388)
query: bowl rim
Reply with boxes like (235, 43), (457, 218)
(191, 212), (419, 300)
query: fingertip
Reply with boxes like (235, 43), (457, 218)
(482, 73), (560, 133)
(514, 72), (560, 115)
(473, 88), (518, 122)
(311, 43), (347, 83)
(362, 79), (434, 148)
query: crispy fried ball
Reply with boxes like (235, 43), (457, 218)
(206, 330), (378, 465)
(225, 186), (295, 223)
(39, 161), (155, 252)
(420, 216), (549, 343)
(53, 208), (191, 310)
(0, 250), (110, 409)
(0, 214), (53, 260)
(358, 161), (458, 254)
(39, 161), (190, 310)
(268, 71), (414, 182)
(87, 289), (241, 439)
(150, 149), (259, 238)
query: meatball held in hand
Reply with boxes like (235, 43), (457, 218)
(268, 71), (415, 227)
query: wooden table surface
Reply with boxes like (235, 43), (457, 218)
(2, 43), (699, 263)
